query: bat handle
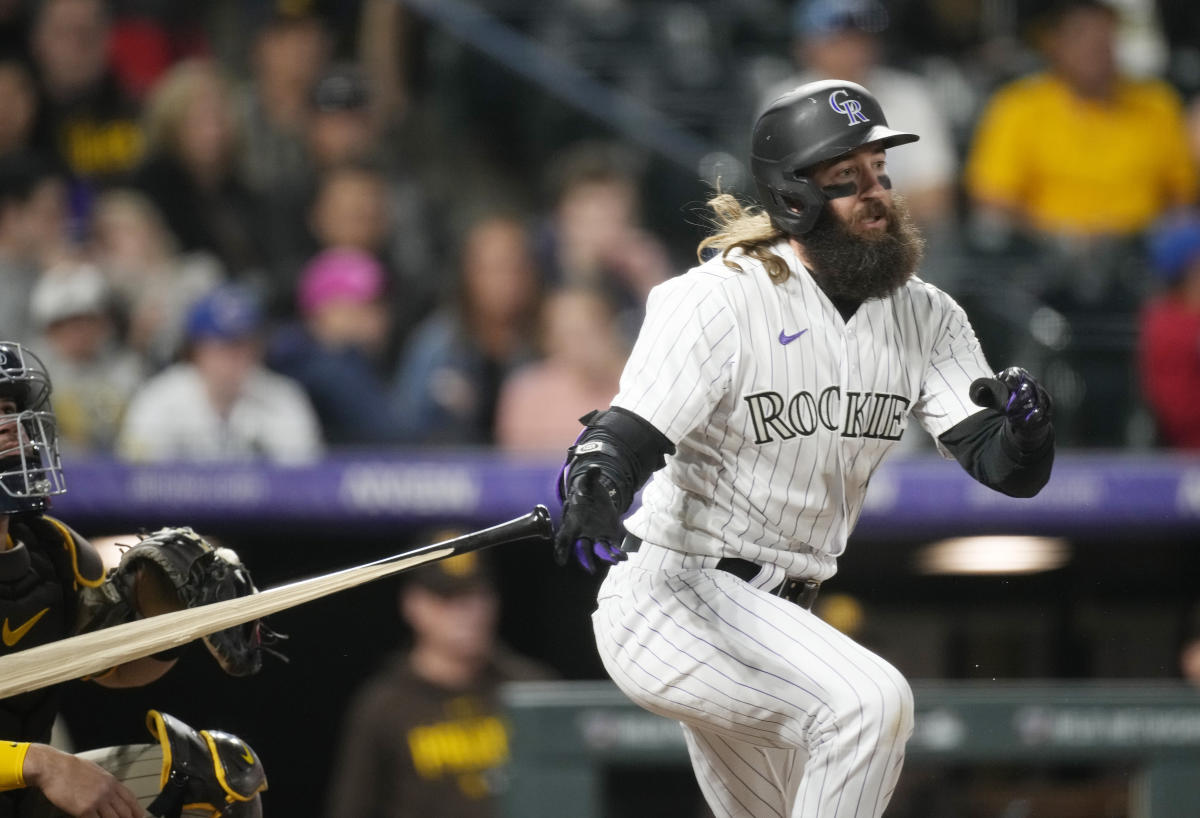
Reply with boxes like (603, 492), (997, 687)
(441, 505), (555, 555)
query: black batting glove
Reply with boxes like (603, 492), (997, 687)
(554, 466), (628, 574)
(969, 366), (1053, 448)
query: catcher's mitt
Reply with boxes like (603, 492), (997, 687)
(115, 527), (285, 676)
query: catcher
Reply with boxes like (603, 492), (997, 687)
(0, 342), (273, 817)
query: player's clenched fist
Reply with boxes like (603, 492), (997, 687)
(554, 466), (628, 574)
(969, 366), (1053, 445)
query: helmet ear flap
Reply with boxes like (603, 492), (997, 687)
(755, 175), (827, 236)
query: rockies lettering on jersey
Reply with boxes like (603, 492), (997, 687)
(743, 387), (911, 443)
(612, 238), (991, 579)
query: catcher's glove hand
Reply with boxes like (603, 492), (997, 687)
(969, 366), (1053, 445)
(554, 466), (627, 574)
(117, 527), (285, 676)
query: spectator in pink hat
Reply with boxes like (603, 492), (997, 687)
(266, 247), (406, 446)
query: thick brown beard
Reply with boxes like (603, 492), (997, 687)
(800, 194), (925, 302)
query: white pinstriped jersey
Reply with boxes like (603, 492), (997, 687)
(614, 238), (991, 581)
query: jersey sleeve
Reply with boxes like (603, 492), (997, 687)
(611, 272), (739, 443)
(911, 291), (993, 447)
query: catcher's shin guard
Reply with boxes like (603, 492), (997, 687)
(145, 710), (267, 818)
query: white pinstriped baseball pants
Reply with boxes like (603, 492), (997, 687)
(30, 744), (212, 817)
(594, 544), (913, 818)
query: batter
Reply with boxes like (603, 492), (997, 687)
(553, 79), (1055, 818)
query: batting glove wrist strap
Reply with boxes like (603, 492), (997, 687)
(557, 407), (675, 510)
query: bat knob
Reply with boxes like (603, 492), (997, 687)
(969, 377), (1006, 409)
(530, 504), (554, 541)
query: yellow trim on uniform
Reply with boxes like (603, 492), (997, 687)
(43, 516), (104, 589)
(201, 730), (266, 802)
(146, 710), (174, 790)
(0, 741), (30, 791)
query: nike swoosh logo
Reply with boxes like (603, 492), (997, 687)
(3, 608), (49, 647)
(779, 328), (808, 345)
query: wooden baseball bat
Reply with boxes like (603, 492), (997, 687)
(0, 505), (553, 699)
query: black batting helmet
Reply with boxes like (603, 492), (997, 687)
(751, 79), (919, 236)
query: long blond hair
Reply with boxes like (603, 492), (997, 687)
(697, 194), (792, 284)
(142, 59), (240, 162)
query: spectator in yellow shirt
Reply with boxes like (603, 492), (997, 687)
(964, 0), (1197, 244)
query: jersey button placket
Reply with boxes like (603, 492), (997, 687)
(830, 332), (852, 553)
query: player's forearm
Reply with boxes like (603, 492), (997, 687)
(938, 409), (1054, 498)
(90, 655), (176, 688)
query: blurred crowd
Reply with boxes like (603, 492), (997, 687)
(5, 0), (1200, 460)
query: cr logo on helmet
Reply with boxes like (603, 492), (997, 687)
(829, 90), (871, 126)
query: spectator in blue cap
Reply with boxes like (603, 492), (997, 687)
(115, 283), (324, 462)
(1138, 210), (1200, 449)
(759, 0), (958, 234)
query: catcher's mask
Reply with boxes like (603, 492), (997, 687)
(751, 78), (919, 236)
(0, 342), (65, 515)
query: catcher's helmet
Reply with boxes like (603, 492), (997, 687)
(751, 79), (919, 236)
(0, 342), (65, 514)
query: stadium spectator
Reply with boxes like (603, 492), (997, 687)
(266, 247), (405, 446)
(256, 62), (377, 285)
(534, 141), (672, 343)
(259, 64), (441, 336)
(760, 0), (959, 230)
(309, 64), (441, 299)
(1138, 210), (1200, 449)
(326, 549), (553, 818)
(964, 0), (1197, 246)
(0, 155), (74, 347)
(131, 59), (266, 281)
(29, 0), (144, 194)
(308, 162), (391, 266)
(105, 3), (210, 101)
(301, 160), (434, 356)
(391, 213), (541, 446)
(236, 11), (330, 198)
(961, 0), (1197, 448)
(27, 261), (143, 455)
(0, 57), (39, 161)
(494, 286), (627, 454)
(115, 283), (323, 463)
(305, 64), (377, 174)
(88, 188), (223, 369)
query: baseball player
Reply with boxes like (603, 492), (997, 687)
(0, 341), (270, 817)
(553, 79), (1054, 818)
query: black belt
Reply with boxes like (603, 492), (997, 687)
(622, 535), (821, 611)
